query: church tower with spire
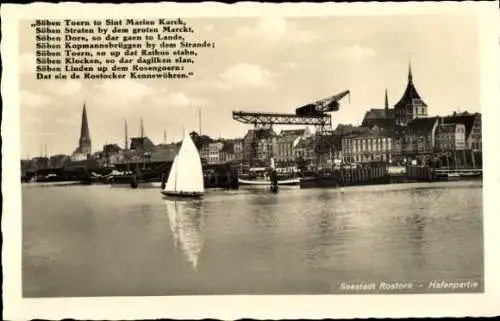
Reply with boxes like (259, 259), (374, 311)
(78, 103), (92, 155)
(71, 103), (92, 161)
(393, 61), (428, 127)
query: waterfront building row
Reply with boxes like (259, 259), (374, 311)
(26, 62), (482, 172)
(341, 111), (482, 165)
(24, 109), (481, 173)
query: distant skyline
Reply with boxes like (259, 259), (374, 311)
(20, 14), (480, 157)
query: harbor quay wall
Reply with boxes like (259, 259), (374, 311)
(298, 162), (482, 188)
(300, 164), (390, 188)
(24, 161), (240, 188)
(24, 160), (482, 188)
(405, 166), (434, 182)
(107, 161), (241, 189)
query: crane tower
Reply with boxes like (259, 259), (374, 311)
(232, 90), (350, 168)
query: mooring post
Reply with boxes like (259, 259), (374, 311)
(160, 173), (166, 190)
(130, 173), (138, 189)
(270, 169), (278, 193)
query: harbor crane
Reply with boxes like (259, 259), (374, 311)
(232, 90), (351, 167)
(295, 89), (351, 117)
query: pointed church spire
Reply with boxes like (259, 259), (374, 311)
(394, 58), (428, 127)
(80, 102), (90, 140)
(384, 88), (389, 115)
(408, 58), (413, 84)
(78, 102), (92, 155)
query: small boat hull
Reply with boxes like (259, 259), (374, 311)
(161, 190), (204, 199)
(434, 173), (461, 181)
(238, 178), (301, 186)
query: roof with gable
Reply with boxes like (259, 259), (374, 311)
(394, 63), (428, 109)
(363, 108), (395, 120)
(442, 112), (479, 138)
(130, 137), (156, 152)
(362, 89), (394, 126)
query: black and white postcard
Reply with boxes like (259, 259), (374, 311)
(2, 1), (499, 320)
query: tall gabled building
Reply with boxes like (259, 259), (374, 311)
(392, 62), (430, 162)
(394, 62), (428, 127)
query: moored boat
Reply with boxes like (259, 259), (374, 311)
(434, 172), (461, 181)
(238, 177), (301, 186)
(238, 166), (301, 187)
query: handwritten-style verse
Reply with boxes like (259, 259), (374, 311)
(32, 19), (216, 80)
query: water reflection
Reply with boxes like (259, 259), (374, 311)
(164, 199), (205, 270)
(22, 181), (483, 296)
(248, 194), (279, 232)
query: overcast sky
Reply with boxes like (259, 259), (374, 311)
(19, 14), (480, 157)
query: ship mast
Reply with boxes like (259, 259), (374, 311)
(124, 119), (129, 149)
(140, 117), (145, 139)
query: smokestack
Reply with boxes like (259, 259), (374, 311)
(163, 130), (167, 144)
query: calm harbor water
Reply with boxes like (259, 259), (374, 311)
(22, 180), (483, 297)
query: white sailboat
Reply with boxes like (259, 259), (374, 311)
(161, 132), (204, 198)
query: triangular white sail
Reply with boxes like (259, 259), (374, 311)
(162, 132), (204, 196)
(165, 200), (204, 270)
(164, 156), (178, 193)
